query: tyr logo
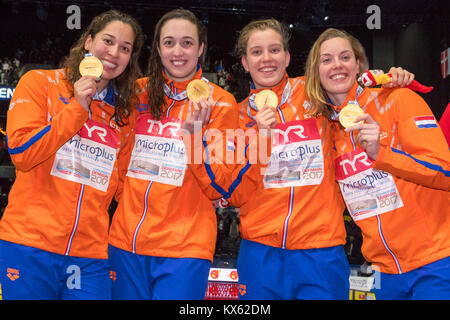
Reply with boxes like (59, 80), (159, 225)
(339, 152), (372, 175)
(84, 123), (108, 143)
(147, 120), (181, 137)
(272, 125), (306, 144)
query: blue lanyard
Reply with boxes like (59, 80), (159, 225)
(335, 85), (364, 150)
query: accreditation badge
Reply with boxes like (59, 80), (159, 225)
(263, 119), (324, 189)
(51, 119), (118, 192)
(126, 113), (187, 186)
(334, 148), (404, 221)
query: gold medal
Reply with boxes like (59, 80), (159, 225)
(186, 79), (210, 102)
(254, 90), (278, 110)
(79, 55), (103, 78)
(339, 104), (364, 128)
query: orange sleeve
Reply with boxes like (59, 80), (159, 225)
(373, 89), (450, 191)
(6, 70), (88, 172)
(226, 135), (271, 207)
(187, 89), (240, 200)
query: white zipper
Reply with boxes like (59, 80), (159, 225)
(132, 181), (153, 253)
(65, 184), (84, 255)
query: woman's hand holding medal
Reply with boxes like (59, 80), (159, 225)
(183, 80), (212, 135)
(254, 90), (278, 137)
(74, 55), (103, 112)
(344, 112), (381, 161)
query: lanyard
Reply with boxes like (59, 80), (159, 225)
(88, 83), (116, 121)
(329, 84), (364, 121)
(332, 85), (364, 150)
(348, 85), (364, 106)
(163, 77), (209, 118)
(246, 79), (291, 120)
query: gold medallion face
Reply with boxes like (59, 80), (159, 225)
(79, 55), (103, 78)
(254, 90), (278, 110)
(339, 104), (364, 128)
(187, 79), (210, 102)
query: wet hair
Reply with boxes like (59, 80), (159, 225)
(146, 8), (207, 119)
(304, 28), (368, 119)
(60, 10), (144, 126)
(235, 18), (290, 58)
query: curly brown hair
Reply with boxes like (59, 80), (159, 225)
(146, 8), (207, 119)
(60, 10), (144, 126)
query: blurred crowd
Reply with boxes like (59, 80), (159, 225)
(0, 56), (20, 86)
(0, 31), (70, 87)
(206, 59), (250, 102)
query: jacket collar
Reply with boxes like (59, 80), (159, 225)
(249, 73), (289, 104)
(327, 81), (370, 114)
(163, 64), (203, 92)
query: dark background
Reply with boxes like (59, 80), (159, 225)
(0, 0), (448, 270)
(0, 0), (448, 114)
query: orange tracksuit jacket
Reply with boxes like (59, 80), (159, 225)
(332, 83), (450, 274)
(108, 68), (240, 262)
(0, 69), (134, 259)
(227, 74), (347, 250)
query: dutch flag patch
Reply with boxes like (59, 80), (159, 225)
(413, 116), (438, 129)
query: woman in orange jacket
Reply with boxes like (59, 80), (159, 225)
(225, 19), (412, 300)
(305, 28), (450, 299)
(224, 18), (352, 300)
(107, 8), (240, 300)
(0, 10), (144, 299)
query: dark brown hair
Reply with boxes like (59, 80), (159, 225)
(60, 10), (144, 126)
(146, 8), (207, 119)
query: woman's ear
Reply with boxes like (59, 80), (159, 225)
(198, 42), (205, 58)
(355, 58), (363, 75)
(285, 51), (291, 69)
(84, 34), (92, 52)
(241, 55), (249, 72)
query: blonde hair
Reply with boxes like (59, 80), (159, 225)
(305, 28), (368, 119)
(235, 18), (290, 58)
